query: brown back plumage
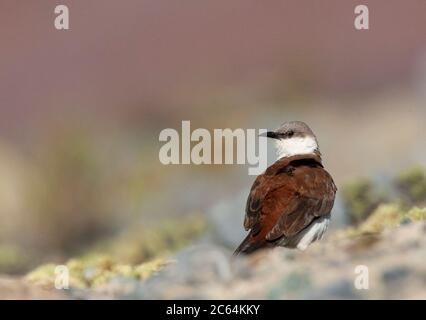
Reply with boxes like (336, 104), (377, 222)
(234, 153), (336, 255)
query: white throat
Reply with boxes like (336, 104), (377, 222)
(275, 136), (318, 159)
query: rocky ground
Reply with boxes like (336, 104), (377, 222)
(1, 219), (424, 300)
(97, 220), (426, 299)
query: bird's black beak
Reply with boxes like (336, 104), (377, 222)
(259, 131), (279, 139)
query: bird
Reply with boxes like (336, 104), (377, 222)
(234, 121), (336, 255)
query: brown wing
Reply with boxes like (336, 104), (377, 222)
(265, 166), (336, 241)
(244, 174), (270, 233)
(243, 155), (336, 245)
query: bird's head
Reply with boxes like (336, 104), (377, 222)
(261, 121), (319, 159)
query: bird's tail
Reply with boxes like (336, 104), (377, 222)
(233, 233), (267, 256)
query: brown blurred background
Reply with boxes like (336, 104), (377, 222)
(1, 0), (426, 274)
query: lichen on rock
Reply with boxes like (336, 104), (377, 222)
(25, 255), (170, 289)
(25, 214), (206, 289)
(337, 203), (426, 238)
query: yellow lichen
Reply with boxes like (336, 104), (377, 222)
(25, 257), (171, 289)
(25, 214), (205, 289)
(336, 203), (426, 239)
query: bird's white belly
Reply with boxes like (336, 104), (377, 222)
(296, 215), (330, 250)
(278, 214), (330, 250)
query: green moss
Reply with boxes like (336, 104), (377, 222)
(25, 264), (57, 288)
(395, 166), (426, 204)
(338, 203), (426, 238)
(133, 259), (169, 281)
(405, 206), (426, 221)
(26, 214), (206, 289)
(342, 178), (385, 224)
(25, 256), (169, 289)
(356, 203), (404, 234)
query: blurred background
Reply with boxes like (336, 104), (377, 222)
(0, 0), (426, 298)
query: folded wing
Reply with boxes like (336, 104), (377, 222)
(243, 155), (336, 248)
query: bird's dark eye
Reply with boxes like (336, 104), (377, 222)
(287, 130), (294, 137)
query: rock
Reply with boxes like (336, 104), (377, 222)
(304, 279), (361, 300)
(4, 219), (426, 300)
(0, 276), (67, 299)
(116, 221), (426, 299)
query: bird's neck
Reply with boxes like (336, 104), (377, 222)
(275, 136), (320, 159)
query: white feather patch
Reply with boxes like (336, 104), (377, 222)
(296, 215), (330, 251)
(275, 136), (318, 159)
